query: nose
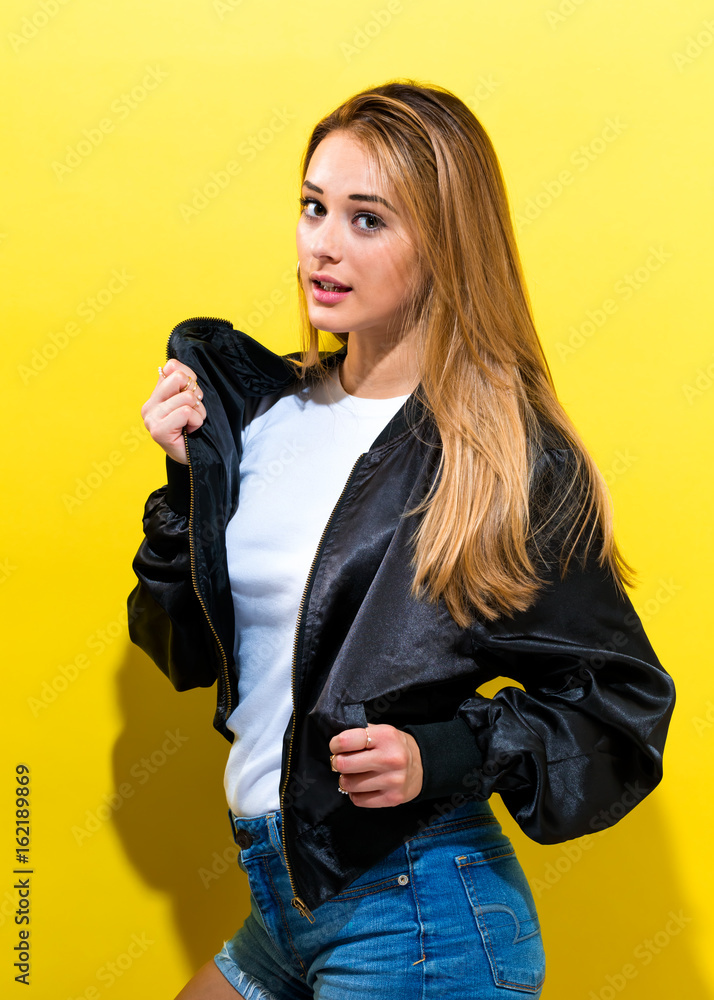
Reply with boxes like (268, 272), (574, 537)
(308, 212), (343, 264)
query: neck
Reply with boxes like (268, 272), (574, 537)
(338, 330), (420, 398)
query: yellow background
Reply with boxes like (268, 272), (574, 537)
(3, 0), (712, 996)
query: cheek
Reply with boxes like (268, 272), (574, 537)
(364, 241), (412, 285)
(377, 249), (416, 303)
(295, 222), (307, 254)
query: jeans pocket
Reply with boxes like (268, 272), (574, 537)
(455, 845), (545, 994)
(327, 870), (412, 902)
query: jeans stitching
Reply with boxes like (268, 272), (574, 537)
(456, 847), (515, 867)
(406, 842), (427, 978)
(407, 815), (498, 843)
(261, 856), (307, 979)
(327, 874), (411, 902)
(463, 865), (500, 986)
(460, 860), (544, 993)
(266, 814), (284, 859)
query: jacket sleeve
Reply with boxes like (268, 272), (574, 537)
(127, 457), (219, 690)
(403, 448), (676, 844)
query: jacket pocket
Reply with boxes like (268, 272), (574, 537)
(342, 701), (369, 729)
(455, 845), (545, 994)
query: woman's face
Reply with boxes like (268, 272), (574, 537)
(296, 131), (418, 342)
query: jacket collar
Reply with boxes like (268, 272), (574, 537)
(168, 317), (430, 451)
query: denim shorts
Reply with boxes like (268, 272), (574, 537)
(214, 799), (545, 999)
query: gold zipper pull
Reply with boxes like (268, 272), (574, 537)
(290, 896), (315, 923)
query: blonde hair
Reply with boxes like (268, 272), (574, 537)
(290, 80), (634, 627)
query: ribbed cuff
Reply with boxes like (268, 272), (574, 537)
(165, 456), (191, 517)
(402, 717), (483, 802)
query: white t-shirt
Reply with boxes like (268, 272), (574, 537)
(223, 364), (411, 817)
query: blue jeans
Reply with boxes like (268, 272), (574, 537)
(214, 799), (545, 998)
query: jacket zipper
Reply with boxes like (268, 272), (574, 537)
(281, 453), (366, 921)
(166, 316), (232, 356)
(165, 326), (234, 720)
(183, 428), (233, 719)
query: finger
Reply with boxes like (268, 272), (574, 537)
(333, 750), (386, 775)
(159, 368), (202, 399)
(162, 359), (198, 384)
(341, 781), (407, 809)
(336, 737), (408, 775)
(149, 406), (205, 447)
(142, 377), (202, 422)
(339, 770), (400, 795)
(329, 727), (371, 755)
(146, 398), (205, 443)
(152, 364), (200, 397)
(144, 390), (204, 430)
(347, 790), (396, 809)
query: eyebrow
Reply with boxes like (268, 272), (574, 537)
(302, 179), (396, 213)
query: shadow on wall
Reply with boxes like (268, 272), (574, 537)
(111, 644), (250, 973)
(111, 647), (705, 996)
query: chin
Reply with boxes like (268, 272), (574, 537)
(307, 311), (350, 335)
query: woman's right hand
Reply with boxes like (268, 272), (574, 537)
(141, 359), (206, 465)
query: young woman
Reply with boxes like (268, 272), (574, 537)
(128, 81), (675, 999)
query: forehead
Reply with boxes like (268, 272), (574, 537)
(305, 131), (386, 192)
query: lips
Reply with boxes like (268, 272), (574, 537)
(310, 277), (353, 305)
(311, 273), (353, 292)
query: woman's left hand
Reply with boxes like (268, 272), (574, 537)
(328, 724), (423, 807)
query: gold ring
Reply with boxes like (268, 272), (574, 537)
(337, 776), (349, 795)
(184, 376), (196, 392)
(364, 726), (372, 748)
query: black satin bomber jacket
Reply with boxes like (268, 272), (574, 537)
(127, 317), (675, 915)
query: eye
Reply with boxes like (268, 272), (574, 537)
(299, 197), (325, 218)
(354, 212), (385, 233)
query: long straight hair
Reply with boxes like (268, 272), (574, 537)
(291, 80), (634, 627)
